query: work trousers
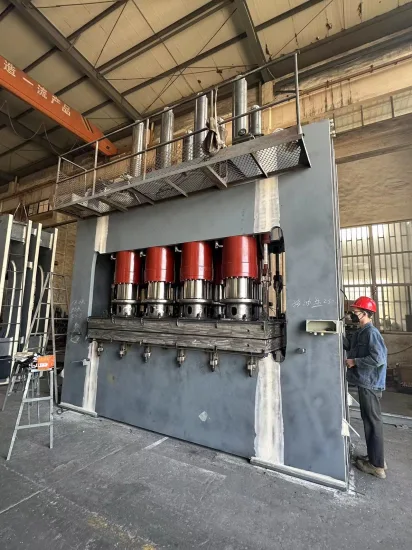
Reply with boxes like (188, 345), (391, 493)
(358, 386), (385, 469)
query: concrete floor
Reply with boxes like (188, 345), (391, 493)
(0, 388), (411, 550)
(350, 387), (412, 417)
(381, 389), (412, 416)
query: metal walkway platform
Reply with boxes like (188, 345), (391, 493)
(53, 126), (310, 219)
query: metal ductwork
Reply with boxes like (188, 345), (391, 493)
(130, 122), (145, 177)
(182, 131), (194, 163)
(156, 109), (174, 169)
(249, 105), (262, 137)
(194, 95), (208, 158)
(232, 77), (248, 143)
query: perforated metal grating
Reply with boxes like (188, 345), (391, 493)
(54, 126), (310, 219)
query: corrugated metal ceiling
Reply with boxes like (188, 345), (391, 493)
(0, 0), (411, 180)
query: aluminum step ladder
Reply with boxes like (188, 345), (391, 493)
(6, 353), (54, 460)
(2, 271), (67, 410)
(23, 271), (68, 404)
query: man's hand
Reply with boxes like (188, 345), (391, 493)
(346, 359), (356, 368)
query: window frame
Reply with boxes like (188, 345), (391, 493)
(341, 220), (412, 334)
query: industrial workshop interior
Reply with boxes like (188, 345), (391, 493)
(0, 0), (411, 548)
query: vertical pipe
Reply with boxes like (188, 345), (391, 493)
(182, 130), (194, 162)
(142, 118), (150, 179)
(249, 105), (262, 136)
(232, 77), (248, 142)
(294, 53), (302, 134)
(156, 109), (174, 169)
(92, 141), (98, 195)
(194, 95), (208, 158)
(275, 253), (281, 319)
(130, 121), (145, 177)
(56, 156), (61, 184)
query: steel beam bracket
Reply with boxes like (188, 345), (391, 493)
(143, 345), (151, 363)
(246, 356), (257, 377)
(177, 348), (186, 367)
(119, 342), (128, 358)
(209, 351), (219, 372)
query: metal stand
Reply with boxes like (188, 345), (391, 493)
(6, 363), (54, 460)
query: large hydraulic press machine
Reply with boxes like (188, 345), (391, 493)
(57, 58), (348, 490)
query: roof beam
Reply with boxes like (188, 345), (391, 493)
(8, 0), (412, 173)
(0, 2), (128, 134)
(9, 0), (141, 121)
(1, 0), (317, 131)
(123, 34), (247, 98)
(257, 0), (324, 32)
(0, 169), (14, 183)
(23, 0), (128, 74)
(0, 0), (228, 133)
(120, 0), (327, 97)
(0, 4), (14, 22)
(0, 112), (64, 155)
(99, 0), (232, 75)
(233, 0), (271, 83)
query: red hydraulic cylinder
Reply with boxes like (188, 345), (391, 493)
(114, 251), (141, 284)
(144, 247), (174, 283)
(222, 236), (258, 279)
(180, 241), (213, 282)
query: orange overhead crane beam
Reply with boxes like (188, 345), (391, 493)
(0, 55), (117, 156)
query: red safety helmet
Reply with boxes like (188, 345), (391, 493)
(351, 296), (377, 313)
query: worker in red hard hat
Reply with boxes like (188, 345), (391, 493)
(344, 296), (388, 479)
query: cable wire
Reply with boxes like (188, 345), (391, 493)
(106, 65), (255, 81)
(131, 0), (196, 97)
(94, 0), (128, 68)
(0, 100), (78, 155)
(271, 0), (336, 59)
(142, 6), (238, 114)
(388, 344), (412, 356)
(1, 101), (45, 143)
(35, 1), (118, 8)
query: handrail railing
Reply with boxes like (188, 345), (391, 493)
(58, 51), (300, 159)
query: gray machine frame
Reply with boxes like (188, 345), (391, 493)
(61, 121), (348, 490)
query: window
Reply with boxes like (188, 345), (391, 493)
(38, 199), (50, 213)
(26, 199), (50, 216)
(341, 222), (412, 332)
(27, 203), (38, 216)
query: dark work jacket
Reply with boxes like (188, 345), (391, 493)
(344, 323), (387, 391)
